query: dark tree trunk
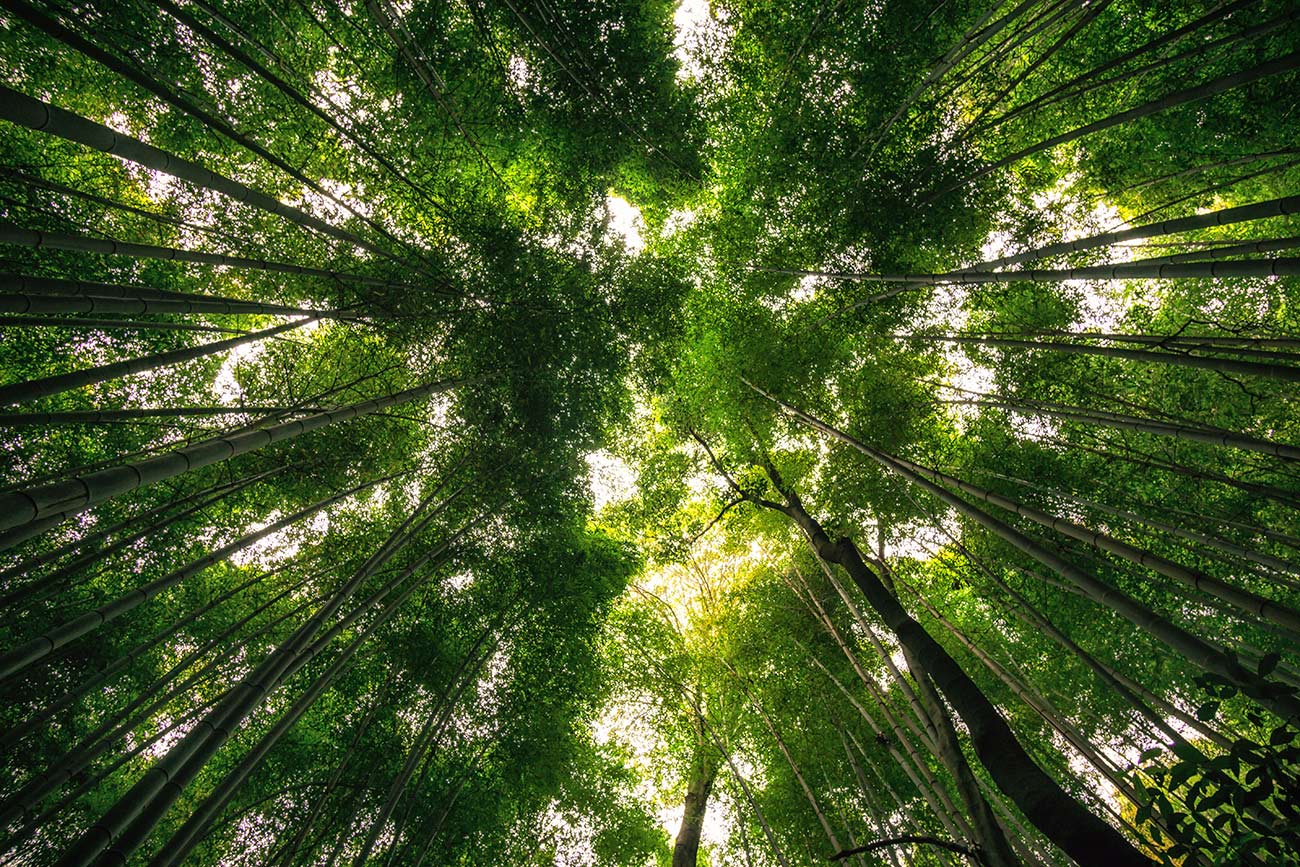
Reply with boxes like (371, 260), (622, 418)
(672, 745), (716, 867)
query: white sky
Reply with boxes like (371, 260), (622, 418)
(604, 194), (646, 255)
(584, 449), (637, 511)
(672, 0), (712, 79)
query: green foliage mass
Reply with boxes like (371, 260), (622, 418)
(2, 1), (1300, 866)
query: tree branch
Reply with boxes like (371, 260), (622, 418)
(689, 497), (744, 547)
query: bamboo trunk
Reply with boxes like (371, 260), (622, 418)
(0, 470), (398, 681)
(966, 194), (1300, 271)
(672, 741), (716, 867)
(0, 315), (318, 406)
(0, 374), (478, 533)
(746, 382), (1300, 722)
(939, 49), (1300, 197)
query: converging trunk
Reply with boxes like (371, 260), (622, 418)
(672, 743), (717, 867)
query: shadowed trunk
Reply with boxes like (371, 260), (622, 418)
(673, 744), (717, 867)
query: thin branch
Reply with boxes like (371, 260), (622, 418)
(690, 497), (744, 547)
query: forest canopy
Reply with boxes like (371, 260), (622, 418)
(2, 1), (1300, 866)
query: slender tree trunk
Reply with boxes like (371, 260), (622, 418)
(152, 0), (453, 222)
(965, 194), (1300, 271)
(920, 509), (1236, 751)
(0, 228), (436, 293)
(836, 725), (905, 867)
(1126, 234), (1300, 269)
(961, 0), (1112, 131)
(907, 585), (1148, 808)
(791, 565), (941, 757)
(0, 16), (417, 271)
(878, 443), (1300, 634)
(851, 0), (1031, 162)
(348, 601), (515, 867)
(937, 49), (1300, 197)
(0, 166), (257, 250)
(910, 332), (1300, 383)
(698, 719), (792, 867)
(727, 663), (844, 854)
(0, 694), (223, 863)
(0, 374), (480, 534)
(0, 315), (246, 333)
(672, 738), (716, 867)
(0, 407), (321, 426)
(0, 314), (318, 406)
(964, 466), (1300, 584)
(746, 382), (1300, 723)
(405, 743), (490, 867)
(975, 0), (1265, 133)
(962, 394), (1300, 461)
(798, 639), (971, 843)
(1112, 147), (1300, 197)
(1056, 437), (1300, 512)
(0, 468), (403, 681)
(933, 0), (1077, 107)
(0, 469), (271, 590)
(697, 431), (1155, 865)
(272, 685), (393, 867)
(873, 562), (1021, 867)
(0, 559), (299, 753)
(778, 256), (1300, 287)
(146, 544), (468, 867)
(47, 481), (481, 867)
(0, 273), (350, 313)
(0, 589), (319, 830)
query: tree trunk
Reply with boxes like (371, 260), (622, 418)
(348, 599), (514, 867)
(965, 194), (1300, 271)
(0, 588), (318, 830)
(961, 0), (1111, 132)
(672, 742), (716, 867)
(918, 333), (1300, 383)
(747, 382), (1300, 722)
(965, 394), (1300, 461)
(152, 0), (452, 222)
(0, 315), (318, 406)
(878, 444), (1300, 635)
(851, 0), (1032, 162)
(0, 315), (246, 333)
(875, 562), (1021, 867)
(975, 0), (1262, 133)
(1057, 437), (1300, 512)
(0, 374), (479, 533)
(64, 478), (480, 867)
(0, 22), (415, 270)
(0, 559), (299, 753)
(0, 469), (268, 589)
(147, 545), (473, 867)
(777, 256), (1300, 288)
(797, 638), (971, 843)
(0, 273), (351, 312)
(937, 49), (1300, 197)
(727, 661), (844, 854)
(0, 407), (321, 426)
(700, 430), (1155, 865)
(0, 468), (402, 681)
(0, 228), (433, 292)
